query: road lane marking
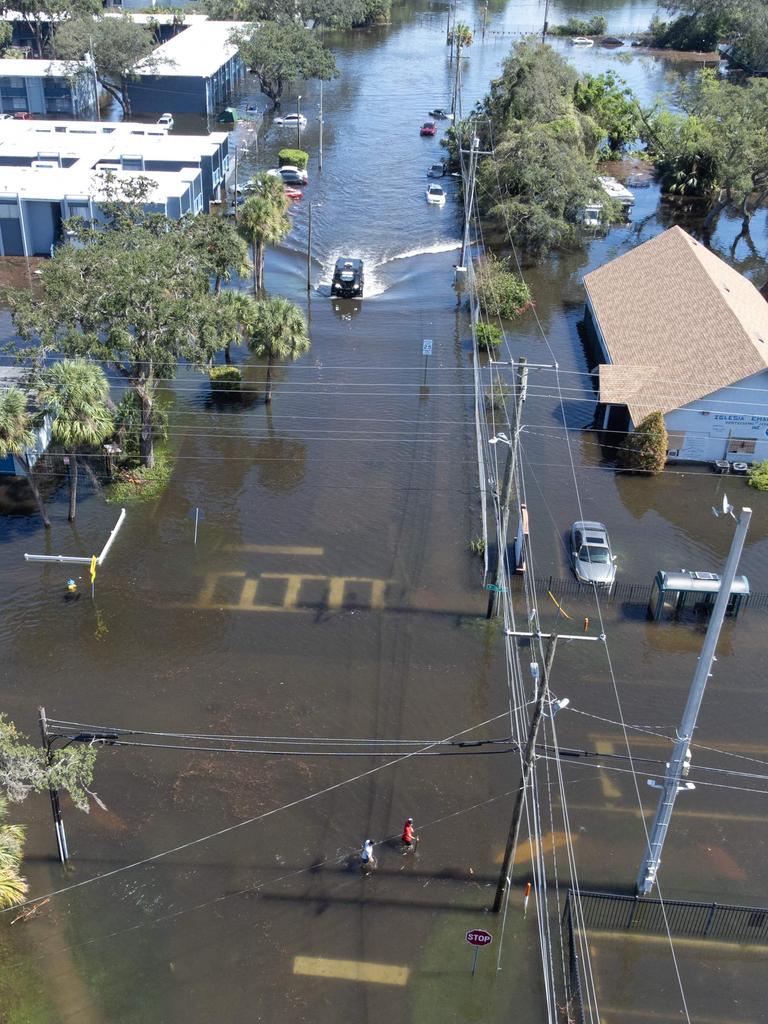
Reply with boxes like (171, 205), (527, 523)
(566, 804), (768, 824)
(293, 957), (409, 986)
(507, 831), (575, 865)
(223, 545), (325, 556)
(594, 741), (621, 798)
(191, 571), (389, 613)
(589, 733), (768, 756)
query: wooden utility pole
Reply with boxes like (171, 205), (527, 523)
(39, 707), (69, 864)
(492, 634), (557, 913)
(486, 357), (528, 618)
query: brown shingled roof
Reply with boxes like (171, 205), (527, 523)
(583, 226), (768, 424)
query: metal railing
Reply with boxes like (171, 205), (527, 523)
(566, 889), (768, 944)
(521, 575), (768, 612)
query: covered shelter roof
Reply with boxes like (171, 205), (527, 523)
(583, 226), (768, 423)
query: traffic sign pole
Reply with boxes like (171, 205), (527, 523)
(471, 946), (479, 976)
(422, 338), (432, 386)
(465, 928), (492, 975)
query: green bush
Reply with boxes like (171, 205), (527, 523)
(550, 16), (607, 37)
(748, 460), (768, 491)
(618, 411), (668, 474)
(278, 148), (308, 169)
(474, 254), (532, 320)
(475, 322), (503, 349)
(646, 13), (725, 52)
(209, 364), (242, 392)
(107, 447), (173, 504)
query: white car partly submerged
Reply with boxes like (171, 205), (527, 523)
(426, 184), (446, 206)
(157, 113), (174, 129)
(273, 112), (307, 128)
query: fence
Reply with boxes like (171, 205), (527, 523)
(520, 576), (768, 613)
(566, 889), (768, 944)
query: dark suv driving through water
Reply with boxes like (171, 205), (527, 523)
(331, 258), (364, 298)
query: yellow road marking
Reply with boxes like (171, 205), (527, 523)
(508, 830), (575, 866)
(589, 734), (768, 755)
(224, 545), (325, 556)
(568, 803), (768, 824)
(293, 957), (409, 986)
(599, 1007), (759, 1024)
(586, 930), (768, 956)
(193, 571), (388, 613)
(595, 741), (621, 798)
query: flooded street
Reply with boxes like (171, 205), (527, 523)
(2, 1), (768, 1021)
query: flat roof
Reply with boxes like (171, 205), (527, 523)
(0, 58), (81, 78)
(0, 118), (227, 203)
(136, 21), (246, 78)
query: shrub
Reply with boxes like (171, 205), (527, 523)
(475, 322), (503, 349)
(748, 460), (768, 491)
(278, 148), (308, 169)
(550, 16), (607, 37)
(474, 254), (532, 320)
(107, 447), (173, 504)
(618, 411), (668, 474)
(209, 364), (242, 392)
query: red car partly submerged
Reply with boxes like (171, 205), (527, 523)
(420, 121), (437, 137)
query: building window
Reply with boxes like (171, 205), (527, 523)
(728, 437), (757, 455)
(0, 204), (20, 220)
(667, 431), (685, 455)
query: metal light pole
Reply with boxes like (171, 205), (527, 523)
(318, 79), (323, 172)
(297, 94), (302, 150)
(458, 135), (480, 271)
(307, 202), (321, 291)
(635, 504), (752, 895)
(542, 0), (550, 43)
(486, 358), (528, 619)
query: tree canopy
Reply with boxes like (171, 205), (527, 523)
(0, 386), (50, 527)
(0, 714), (96, 812)
(205, 0), (389, 27)
(232, 21), (338, 108)
(643, 69), (768, 236)
(245, 296), (310, 404)
(464, 41), (624, 253)
(54, 15), (168, 117)
(618, 412), (669, 475)
(1, 0), (99, 57)
(8, 215), (221, 468)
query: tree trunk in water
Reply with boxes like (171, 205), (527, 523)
(224, 342), (232, 365)
(23, 458), (50, 529)
(67, 454), (78, 522)
(700, 196), (729, 247)
(255, 241), (265, 292)
(121, 76), (132, 119)
(265, 355), (273, 404)
(138, 390), (155, 468)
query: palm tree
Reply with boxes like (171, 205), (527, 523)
(37, 360), (113, 522)
(217, 290), (255, 366)
(0, 797), (27, 910)
(237, 174), (291, 293)
(245, 296), (310, 404)
(0, 385), (50, 528)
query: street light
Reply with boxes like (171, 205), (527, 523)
(307, 201), (322, 291)
(297, 94), (302, 149)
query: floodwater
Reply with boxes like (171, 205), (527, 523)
(2, 2), (768, 1022)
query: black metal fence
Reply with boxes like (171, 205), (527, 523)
(566, 889), (768, 944)
(521, 576), (768, 613)
(564, 897), (586, 1024)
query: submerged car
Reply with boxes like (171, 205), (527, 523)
(427, 162), (446, 178)
(420, 121), (437, 137)
(266, 165), (309, 185)
(273, 112), (307, 128)
(428, 108), (453, 120)
(426, 184), (446, 205)
(570, 521), (617, 586)
(331, 258), (364, 298)
(157, 113), (174, 129)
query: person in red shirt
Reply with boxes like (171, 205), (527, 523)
(401, 817), (417, 849)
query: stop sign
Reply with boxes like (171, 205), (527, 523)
(466, 929), (493, 947)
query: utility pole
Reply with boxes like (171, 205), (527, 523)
(635, 505), (752, 895)
(307, 201), (316, 291)
(39, 706), (69, 864)
(486, 357), (528, 619)
(451, 36), (462, 119)
(492, 634), (558, 913)
(297, 94), (302, 150)
(542, 0), (550, 43)
(233, 144), (239, 223)
(458, 135), (481, 271)
(318, 79), (323, 172)
(482, 2), (488, 40)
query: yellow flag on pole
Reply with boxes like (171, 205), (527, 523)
(90, 555), (97, 584)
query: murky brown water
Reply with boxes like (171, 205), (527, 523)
(2, 2), (768, 1021)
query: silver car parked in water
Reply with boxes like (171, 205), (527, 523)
(570, 521), (617, 586)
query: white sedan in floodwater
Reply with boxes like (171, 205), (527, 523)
(426, 184), (446, 206)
